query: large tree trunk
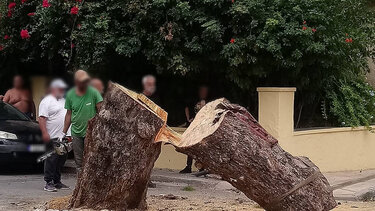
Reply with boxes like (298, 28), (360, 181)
(69, 82), (166, 211)
(176, 99), (337, 211)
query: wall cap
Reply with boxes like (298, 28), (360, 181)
(257, 87), (297, 92)
(294, 126), (374, 136)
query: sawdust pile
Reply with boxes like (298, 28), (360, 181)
(46, 195), (70, 210)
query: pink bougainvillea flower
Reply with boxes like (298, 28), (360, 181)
(303, 20), (306, 25)
(27, 12), (35, 16)
(302, 26), (307, 30)
(312, 28), (317, 32)
(7, 2), (16, 18)
(77, 24), (81, 29)
(42, 0), (51, 8)
(231, 0), (234, 3)
(70, 6), (79, 15)
(345, 38), (353, 43)
(76, 0), (82, 2)
(4, 35), (10, 40)
(20, 29), (30, 39)
(0, 45), (3, 51)
(230, 38), (235, 43)
(8, 2), (16, 9)
(71, 43), (75, 48)
(21, 0), (27, 4)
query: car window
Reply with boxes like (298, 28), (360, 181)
(0, 102), (30, 121)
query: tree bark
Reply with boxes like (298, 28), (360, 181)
(176, 98), (337, 211)
(69, 82), (165, 211)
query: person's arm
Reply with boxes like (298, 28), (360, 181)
(63, 110), (72, 135)
(28, 91), (36, 120)
(3, 90), (11, 103)
(93, 88), (103, 112)
(63, 92), (72, 135)
(96, 101), (102, 112)
(31, 101), (36, 120)
(38, 116), (50, 142)
(38, 99), (50, 142)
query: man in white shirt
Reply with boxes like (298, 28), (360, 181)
(39, 79), (70, 192)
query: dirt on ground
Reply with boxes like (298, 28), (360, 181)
(46, 194), (260, 211)
(46, 195), (375, 211)
(147, 199), (375, 211)
(3, 166), (375, 211)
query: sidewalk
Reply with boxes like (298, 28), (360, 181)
(325, 170), (375, 201)
(151, 168), (375, 202)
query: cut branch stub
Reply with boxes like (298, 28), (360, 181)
(176, 98), (337, 211)
(69, 82), (167, 210)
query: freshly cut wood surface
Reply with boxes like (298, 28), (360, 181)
(69, 82), (165, 210)
(177, 98), (337, 211)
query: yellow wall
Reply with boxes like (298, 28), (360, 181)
(257, 87), (375, 172)
(285, 128), (375, 172)
(31, 76), (47, 117)
(155, 127), (197, 170)
(155, 144), (191, 170)
(156, 87), (375, 172)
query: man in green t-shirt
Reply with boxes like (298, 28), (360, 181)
(63, 70), (103, 172)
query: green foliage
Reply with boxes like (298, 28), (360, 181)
(326, 78), (375, 127)
(1, 0), (375, 126)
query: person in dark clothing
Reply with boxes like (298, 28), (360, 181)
(43, 142), (68, 190)
(180, 85), (209, 174)
(142, 74), (161, 105)
(142, 74), (159, 188)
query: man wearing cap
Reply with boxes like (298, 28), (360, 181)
(63, 70), (103, 173)
(39, 79), (70, 192)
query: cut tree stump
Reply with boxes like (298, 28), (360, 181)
(175, 99), (337, 211)
(68, 82), (336, 211)
(69, 82), (169, 210)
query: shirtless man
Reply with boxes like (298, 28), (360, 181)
(1, 75), (36, 119)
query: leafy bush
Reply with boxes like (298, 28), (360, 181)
(326, 79), (375, 127)
(1, 0), (375, 126)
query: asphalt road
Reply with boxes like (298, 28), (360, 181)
(0, 163), (77, 211)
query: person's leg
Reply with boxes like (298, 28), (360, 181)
(187, 156), (193, 168)
(44, 153), (58, 192)
(53, 153), (67, 183)
(54, 154), (69, 189)
(72, 136), (84, 173)
(179, 156), (193, 173)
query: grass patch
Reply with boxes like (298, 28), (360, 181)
(182, 186), (195, 191)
